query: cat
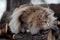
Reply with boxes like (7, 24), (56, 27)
(9, 4), (57, 34)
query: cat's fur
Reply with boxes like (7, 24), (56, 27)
(9, 4), (57, 34)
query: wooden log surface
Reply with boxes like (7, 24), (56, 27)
(12, 30), (49, 40)
(47, 30), (55, 40)
(0, 23), (8, 35)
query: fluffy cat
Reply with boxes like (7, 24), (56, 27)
(9, 4), (57, 34)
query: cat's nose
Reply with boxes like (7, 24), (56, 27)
(42, 23), (50, 30)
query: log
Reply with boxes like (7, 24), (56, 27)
(47, 30), (55, 40)
(54, 21), (60, 25)
(0, 23), (8, 36)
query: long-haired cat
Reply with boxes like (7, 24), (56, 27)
(9, 4), (57, 34)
